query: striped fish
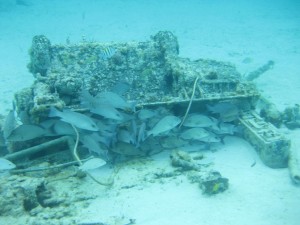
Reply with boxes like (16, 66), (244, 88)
(99, 46), (116, 60)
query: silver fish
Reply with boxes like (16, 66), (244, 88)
(40, 119), (57, 129)
(138, 109), (157, 120)
(130, 120), (137, 139)
(118, 129), (135, 144)
(210, 122), (238, 135)
(90, 132), (111, 147)
(137, 122), (146, 147)
(91, 104), (123, 121)
(220, 112), (239, 122)
(180, 128), (210, 141)
(0, 158), (16, 171)
(207, 102), (239, 122)
(49, 107), (99, 131)
(183, 114), (216, 128)
(95, 120), (117, 133)
(148, 115), (181, 137)
(111, 142), (144, 156)
(96, 91), (132, 110)
(207, 102), (238, 114)
(79, 158), (106, 171)
(6, 124), (46, 142)
(53, 120), (76, 136)
(160, 136), (188, 149)
(119, 112), (135, 122)
(3, 110), (21, 139)
(81, 135), (107, 156)
(80, 90), (97, 108)
(40, 119), (74, 137)
(198, 132), (221, 143)
(38, 119), (57, 137)
(18, 110), (30, 124)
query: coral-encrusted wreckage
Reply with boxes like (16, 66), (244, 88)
(0, 31), (298, 222)
(11, 31), (290, 166)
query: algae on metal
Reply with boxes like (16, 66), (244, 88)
(239, 111), (290, 168)
(12, 31), (290, 169)
(16, 31), (259, 122)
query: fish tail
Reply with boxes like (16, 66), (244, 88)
(146, 131), (152, 138)
(48, 107), (60, 118)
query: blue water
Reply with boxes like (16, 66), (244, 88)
(0, 1), (300, 224)
(0, 0), (299, 114)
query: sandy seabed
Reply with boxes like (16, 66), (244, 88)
(0, 0), (299, 224)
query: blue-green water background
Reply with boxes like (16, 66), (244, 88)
(0, 0), (300, 115)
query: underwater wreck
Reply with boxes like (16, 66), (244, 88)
(0, 31), (296, 181)
(1, 31), (299, 222)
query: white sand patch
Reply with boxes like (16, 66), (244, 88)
(76, 136), (300, 225)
